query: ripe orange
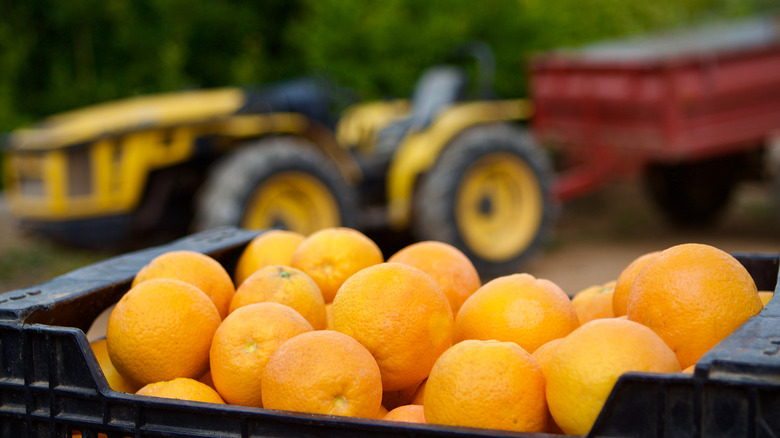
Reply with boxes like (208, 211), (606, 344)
(329, 262), (454, 391)
(209, 302), (313, 407)
(325, 302), (333, 328)
(89, 338), (140, 393)
(454, 273), (579, 354)
(136, 377), (226, 404)
(229, 265), (326, 329)
(424, 339), (547, 433)
(382, 404), (426, 423)
(627, 243), (763, 369)
(530, 337), (566, 434)
(198, 370), (216, 391)
(69, 431), (107, 438)
(759, 291), (774, 307)
(261, 330), (383, 418)
(132, 250), (235, 319)
(377, 405), (389, 419)
(571, 281), (616, 325)
(234, 230), (305, 286)
(382, 381), (423, 411)
(545, 318), (680, 435)
(106, 278), (221, 387)
(291, 227), (384, 303)
(531, 337), (564, 377)
(410, 379), (427, 405)
(612, 251), (660, 317)
(387, 241), (481, 316)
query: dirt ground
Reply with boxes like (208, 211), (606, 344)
(2, 178), (779, 298)
(525, 179), (780, 294)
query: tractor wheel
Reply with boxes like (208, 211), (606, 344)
(412, 124), (557, 279)
(643, 157), (735, 227)
(193, 137), (359, 235)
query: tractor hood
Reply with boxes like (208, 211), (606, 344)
(7, 88), (246, 151)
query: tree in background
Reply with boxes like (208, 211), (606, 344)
(0, 1), (305, 130)
(0, 0), (775, 134)
(285, 0), (777, 99)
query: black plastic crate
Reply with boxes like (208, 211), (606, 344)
(1, 226), (778, 438)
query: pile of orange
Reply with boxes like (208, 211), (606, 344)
(92, 228), (769, 436)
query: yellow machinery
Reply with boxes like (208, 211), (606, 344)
(3, 47), (556, 276)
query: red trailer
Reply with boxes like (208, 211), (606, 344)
(531, 14), (780, 225)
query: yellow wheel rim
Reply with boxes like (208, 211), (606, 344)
(241, 171), (341, 235)
(456, 152), (543, 262)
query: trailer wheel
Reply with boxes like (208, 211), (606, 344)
(643, 158), (735, 227)
(193, 137), (359, 235)
(412, 124), (557, 279)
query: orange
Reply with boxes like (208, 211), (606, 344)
(423, 339), (547, 433)
(388, 241), (481, 316)
(546, 318), (680, 435)
(228, 264), (326, 329)
(209, 302), (313, 407)
(571, 280), (616, 325)
(261, 330), (383, 418)
(683, 365), (695, 374)
(531, 337), (564, 377)
(410, 379), (427, 405)
(377, 405), (389, 419)
(454, 273), (579, 354)
(329, 262), (454, 391)
(291, 227), (384, 303)
(627, 243), (762, 369)
(136, 377), (225, 404)
(106, 278), (221, 387)
(759, 291), (774, 307)
(132, 250), (235, 319)
(198, 370), (216, 391)
(383, 404), (426, 423)
(89, 338), (140, 393)
(69, 432), (109, 438)
(325, 302), (333, 328)
(234, 230), (305, 286)
(382, 381), (423, 411)
(612, 251), (660, 317)
(530, 337), (565, 434)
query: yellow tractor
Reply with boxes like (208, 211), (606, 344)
(3, 45), (556, 276)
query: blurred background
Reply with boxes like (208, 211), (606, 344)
(2, 0), (776, 130)
(1, 0), (779, 294)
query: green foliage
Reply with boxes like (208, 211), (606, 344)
(518, 0), (779, 48)
(285, 0), (509, 98)
(0, 0), (307, 133)
(285, 0), (778, 99)
(0, 0), (776, 134)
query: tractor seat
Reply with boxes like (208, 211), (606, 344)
(372, 66), (467, 161)
(408, 65), (468, 130)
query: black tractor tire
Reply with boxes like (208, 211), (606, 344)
(412, 124), (557, 280)
(643, 157), (735, 228)
(193, 137), (360, 234)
